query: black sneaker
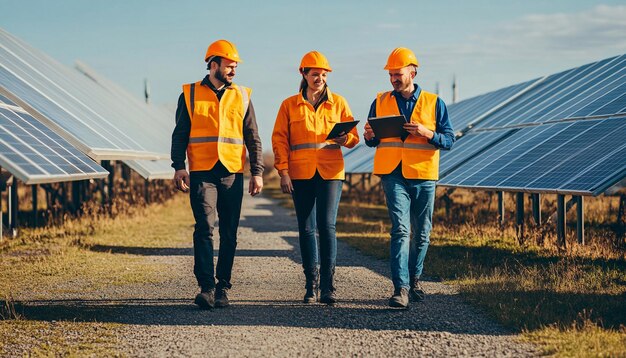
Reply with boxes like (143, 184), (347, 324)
(388, 287), (409, 308)
(215, 287), (229, 308)
(194, 289), (215, 309)
(319, 290), (337, 305)
(410, 278), (425, 302)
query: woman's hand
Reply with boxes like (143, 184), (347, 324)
(280, 173), (294, 194)
(332, 133), (348, 146)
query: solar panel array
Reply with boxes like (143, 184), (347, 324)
(74, 62), (173, 180)
(0, 97), (109, 184)
(439, 118), (626, 195)
(472, 55), (626, 130)
(344, 54), (626, 196)
(447, 78), (541, 133)
(0, 28), (167, 161)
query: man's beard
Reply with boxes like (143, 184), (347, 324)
(215, 69), (232, 86)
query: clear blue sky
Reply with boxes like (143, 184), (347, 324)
(2, 0), (626, 145)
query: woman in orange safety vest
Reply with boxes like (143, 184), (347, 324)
(272, 51), (359, 305)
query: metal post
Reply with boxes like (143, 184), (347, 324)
(497, 191), (504, 227)
(0, 179), (3, 242)
(557, 194), (566, 248)
(516, 192), (524, 242)
(10, 178), (18, 237)
(144, 178), (150, 204)
(532, 193), (541, 226)
(32, 184), (38, 227)
(576, 196), (584, 245)
(108, 161), (115, 201)
(73, 180), (83, 213)
(101, 160), (111, 205)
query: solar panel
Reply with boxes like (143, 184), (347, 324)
(0, 100), (108, 184)
(343, 144), (370, 171)
(73, 62), (175, 180)
(494, 120), (605, 189)
(560, 144), (626, 195)
(447, 78), (540, 133)
(473, 55), (626, 130)
(440, 125), (552, 187)
(439, 118), (626, 195)
(439, 129), (514, 176)
(124, 160), (173, 180)
(0, 28), (165, 160)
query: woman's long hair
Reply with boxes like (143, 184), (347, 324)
(299, 68), (311, 93)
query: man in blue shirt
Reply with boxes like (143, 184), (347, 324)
(364, 47), (455, 308)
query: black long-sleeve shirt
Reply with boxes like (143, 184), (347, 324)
(170, 75), (264, 176)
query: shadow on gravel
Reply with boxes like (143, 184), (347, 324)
(88, 245), (295, 258)
(10, 296), (509, 335)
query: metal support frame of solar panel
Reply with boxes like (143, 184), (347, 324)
(73, 61), (175, 180)
(438, 117), (626, 196)
(0, 28), (167, 161)
(471, 54), (626, 131)
(0, 99), (108, 184)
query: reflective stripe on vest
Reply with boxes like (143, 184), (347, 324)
(239, 85), (249, 115)
(290, 143), (341, 151)
(189, 136), (245, 145)
(378, 142), (436, 150)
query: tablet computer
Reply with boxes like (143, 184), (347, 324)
(367, 115), (407, 139)
(325, 120), (360, 140)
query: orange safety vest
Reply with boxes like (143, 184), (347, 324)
(182, 81), (250, 172)
(373, 90), (439, 179)
(272, 88), (359, 180)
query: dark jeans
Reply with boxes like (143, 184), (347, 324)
(189, 165), (243, 290)
(292, 172), (342, 292)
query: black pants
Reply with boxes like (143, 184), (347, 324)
(189, 164), (243, 290)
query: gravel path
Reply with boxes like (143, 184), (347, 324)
(14, 194), (540, 357)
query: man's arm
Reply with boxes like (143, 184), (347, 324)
(364, 100), (380, 147)
(428, 98), (455, 150)
(242, 100), (264, 196)
(242, 100), (264, 176)
(171, 93), (190, 170)
(171, 93), (191, 192)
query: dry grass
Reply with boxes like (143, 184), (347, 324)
(266, 177), (626, 356)
(0, 195), (193, 299)
(0, 194), (193, 356)
(0, 321), (122, 357)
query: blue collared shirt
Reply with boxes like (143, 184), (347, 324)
(365, 84), (455, 150)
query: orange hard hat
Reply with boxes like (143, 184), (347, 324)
(384, 47), (419, 70)
(205, 39), (242, 63)
(299, 51), (332, 72)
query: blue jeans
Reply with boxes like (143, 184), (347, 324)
(381, 166), (436, 290)
(292, 172), (342, 292)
